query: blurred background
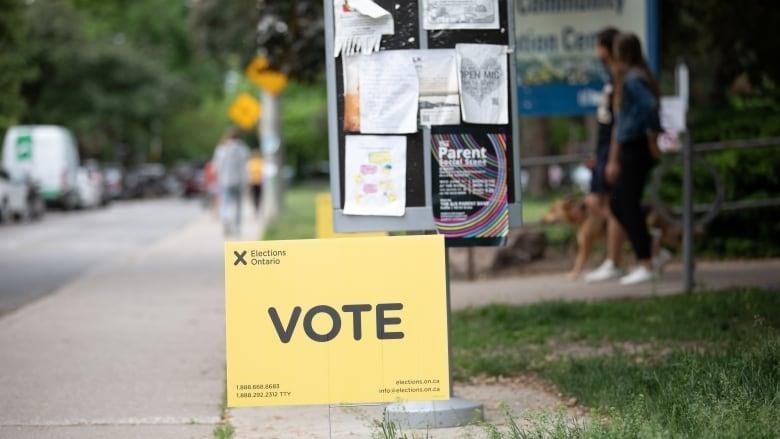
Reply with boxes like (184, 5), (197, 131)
(1, 0), (779, 259)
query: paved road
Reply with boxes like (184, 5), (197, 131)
(0, 199), (202, 316)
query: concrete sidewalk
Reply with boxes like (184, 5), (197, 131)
(450, 258), (780, 309)
(0, 200), (265, 439)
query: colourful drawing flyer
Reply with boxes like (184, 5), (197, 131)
(344, 135), (406, 216)
(432, 131), (508, 246)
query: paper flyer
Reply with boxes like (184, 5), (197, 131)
(344, 135), (406, 216)
(358, 51), (419, 134)
(343, 55), (361, 132)
(334, 0), (394, 57)
(411, 49), (461, 127)
(658, 96), (686, 152)
(456, 44), (509, 125)
(432, 131), (508, 245)
(422, 0), (500, 30)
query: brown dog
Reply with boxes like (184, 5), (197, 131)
(543, 197), (607, 279)
(542, 197), (682, 279)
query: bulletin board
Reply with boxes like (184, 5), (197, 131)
(324, 0), (522, 236)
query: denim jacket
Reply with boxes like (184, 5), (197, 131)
(615, 69), (661, 145)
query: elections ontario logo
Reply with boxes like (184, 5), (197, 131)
(234, 248), (287, 267)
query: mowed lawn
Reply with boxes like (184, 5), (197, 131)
(265, 185), (779, 437)
(453, 290), (780, 438)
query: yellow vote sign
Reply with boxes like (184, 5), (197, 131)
(315, 193), (386, 239)
(224, 235), (450, 407)
(228, 93), (262, 131)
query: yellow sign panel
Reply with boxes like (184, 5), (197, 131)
(246, 56), (288, 94)
(225, 235), (450, 407)
(315, 193), (386, 239)
(228, 93), (262, 131)
(254, 71), (288, 95)
(246, 56), (270, 82)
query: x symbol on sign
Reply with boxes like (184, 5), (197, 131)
(234, 250), (248, 266)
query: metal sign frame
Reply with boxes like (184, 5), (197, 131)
(324, 0), (522, 233)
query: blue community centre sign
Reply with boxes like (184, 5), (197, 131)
(515, 0), (659, 116)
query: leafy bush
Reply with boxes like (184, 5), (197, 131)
(655, 99), (780, 257)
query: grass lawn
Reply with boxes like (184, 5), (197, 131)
(453, 289), (780, 437)
(262, 183), (326, 240)
(264, 188), (574, 246)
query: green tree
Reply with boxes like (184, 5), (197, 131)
(661, 0), (780, 102)
(254, 0), (325, 81)
(0, 0), (33, 134)
(21, 0), (187, 162)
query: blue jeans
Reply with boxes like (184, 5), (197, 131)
(220, 186), (242, 234)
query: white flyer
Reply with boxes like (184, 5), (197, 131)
(358, 50), (419, 134)
(344, 135), (406, 217)
(334, 0), (394, 57)
(422, 0), (500, 30)
(456, 44), (509, 125)
(411, 49), (461, 126)
(658, 96), (687, 152)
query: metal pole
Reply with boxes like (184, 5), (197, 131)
(677, 60), (694, 293)
(682, 131), (694, 293)
(260, 89), (282, 221)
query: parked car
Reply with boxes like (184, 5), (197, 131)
(101, 163), (124, 201)
(0, 166), (45, 222)
(2, 125), (80, 209)
(123, 163), (170, 198)
(75, 167), (104, 209)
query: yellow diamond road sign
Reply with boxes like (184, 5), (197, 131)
(245, 56), (288, 95)
(254, 71), (288, 95)
(229, 93), (262, 131)
(245, 56), (270, 84)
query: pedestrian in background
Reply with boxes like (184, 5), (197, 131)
(605, 32), (662, 285)
(584, 27), (629, 283)
(203, 159), (218, 218)
(214, 128), (250, 236)
(246, 150), (264, 217)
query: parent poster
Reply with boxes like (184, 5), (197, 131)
(411, 49), (461, 126)
(422, 0), (500, 30)
(456, 44), (509, 124)
(344, 135), (406, 217)
(432, 131), (508, 246)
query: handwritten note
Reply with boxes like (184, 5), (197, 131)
(359, 51), (419, 134)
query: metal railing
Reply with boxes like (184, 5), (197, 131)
(521, 136), (780, 293)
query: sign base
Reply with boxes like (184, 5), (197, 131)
(384, 398), (483, 429)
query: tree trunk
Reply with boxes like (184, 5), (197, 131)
(521, 117), (552, 196)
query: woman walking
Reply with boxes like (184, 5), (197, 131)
(605, 32), (662, 285)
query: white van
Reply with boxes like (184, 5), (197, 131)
(2, 125), (80, 209)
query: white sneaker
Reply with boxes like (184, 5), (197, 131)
(619, 266), (655, 285)
(653, 248), (673, 273)
(584, 260), (623, 283)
